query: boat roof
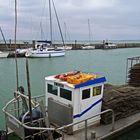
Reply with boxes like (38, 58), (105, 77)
(45, 74), (106, 89)
(36, 40), (52, 44)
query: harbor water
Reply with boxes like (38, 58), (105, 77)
(0, 48), (140, 131)
(114, 125), (140, 140)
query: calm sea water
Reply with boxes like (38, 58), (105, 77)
(0, 48), (140, 131)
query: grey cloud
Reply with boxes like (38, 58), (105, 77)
(1, 0), (140, 40)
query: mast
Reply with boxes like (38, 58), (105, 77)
(64, 22), (71, 45)
(49, 0), (52, 46)
(88, 19), (91, 44)
(14, 0), (19, 90)
(40, 22), (44, 40)
(15, 0), (32, 122)
(64, 22), (66, 44)
(52, 0), (65, 47)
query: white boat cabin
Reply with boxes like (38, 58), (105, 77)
(45, 72), (106, 131)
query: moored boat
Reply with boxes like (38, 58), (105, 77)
(2, 69), (140, 140)
(104, 42), (117, 49)
(25, 41), (65, 58)
(3, 71), (107, 139)
(82, 44), (95, 50)
(16, 48), (32, 55)
(0, 51), (9, 58)
(103, 40), (117, 49)
(25, 48), (65, 58)
(25, 0), (66, 58)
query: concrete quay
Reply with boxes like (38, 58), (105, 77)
(0, 41), (140, 51)
(64, 112), (140, 140)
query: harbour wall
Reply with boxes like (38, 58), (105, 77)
(0, 41), (140, 51)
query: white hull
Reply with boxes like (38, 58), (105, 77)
(103, 42), (117, 49)
(25, 50), (65, 58)
(16, 48), (33, 54)
(82, 45), (95, 50)
(59, 46), (72, 50)
(0, 51), (9, 58)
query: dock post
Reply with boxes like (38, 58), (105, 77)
(90, 131), (96, 140)
(9, 39), (12, 49)
(32, 40), (35, 49)
(75, 40), (77, 49)
(85, 120), (88, 140)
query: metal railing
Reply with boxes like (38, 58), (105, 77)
(57, 109), (115, 140)
(3, 92), (115, 140)
(125, 56), (140, 83)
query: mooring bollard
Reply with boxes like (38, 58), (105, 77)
(91, 131), (96, 140)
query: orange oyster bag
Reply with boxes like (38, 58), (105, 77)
(67, 73), (96, 84)
(54, 72), (74, 81)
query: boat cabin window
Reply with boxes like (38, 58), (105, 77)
(47, 84), (58, 96)
(92, 86), (101, 96)
(60, 88), (72, 101)
(82, 88), (90, 100)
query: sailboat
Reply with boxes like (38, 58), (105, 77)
(82, 19), (95, 50)
(25, 0), (65, 58)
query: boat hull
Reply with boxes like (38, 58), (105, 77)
(0, 51), (9, 58)
(25, 50), (65, 58)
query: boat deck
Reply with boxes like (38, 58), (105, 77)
(64, 112), (140, 140)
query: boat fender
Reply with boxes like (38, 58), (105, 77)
(19, 109), (45, 137)
(19, 109), (43, 123)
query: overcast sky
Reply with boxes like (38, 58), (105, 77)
(0, 0), (140, 41)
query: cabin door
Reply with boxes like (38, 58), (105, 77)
(78, 86), (102, 128)
(79, 87), (93, 120)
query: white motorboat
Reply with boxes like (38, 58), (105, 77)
(104, 43), (117, 49)
(103, 41), (117, 49)
(0, 51), (9, 58)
